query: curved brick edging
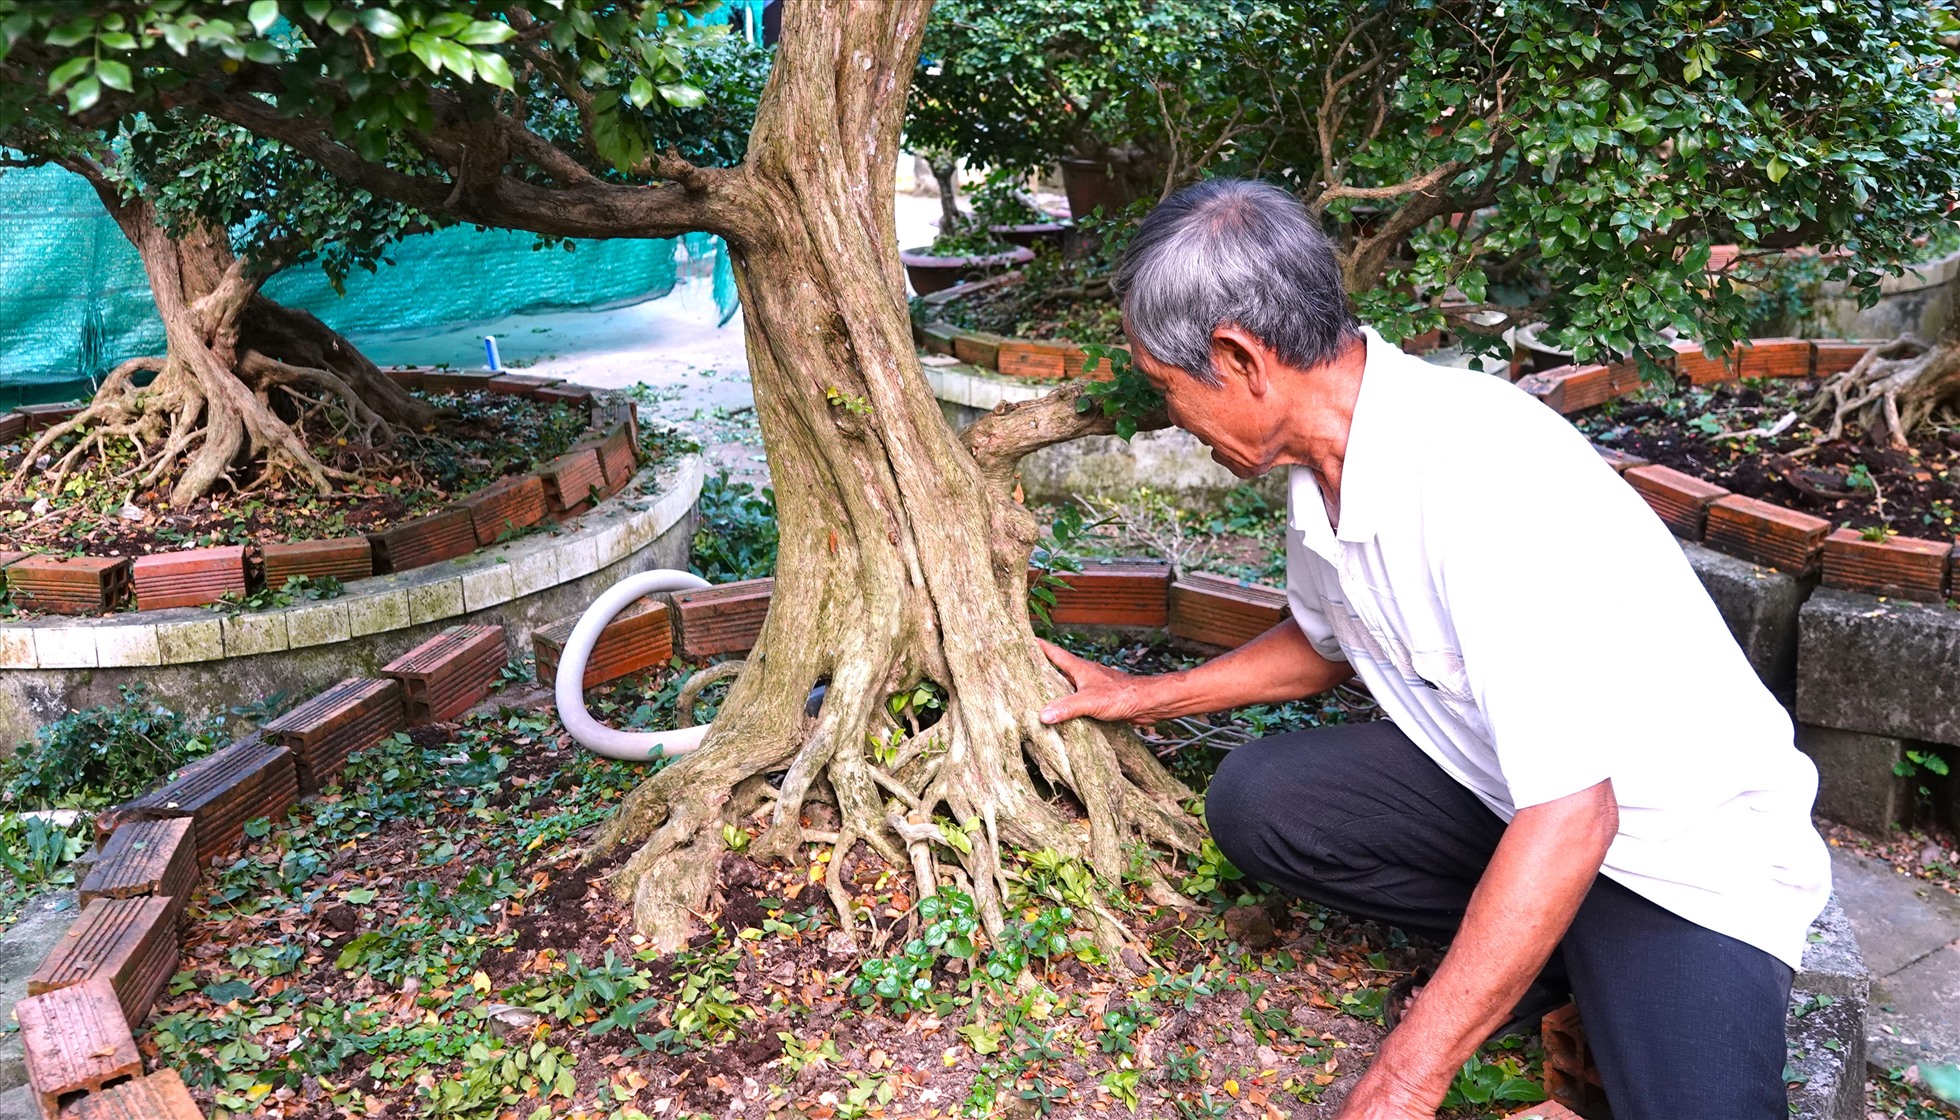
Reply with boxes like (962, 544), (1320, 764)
(0, 453), (704, 751)
(0, 370), (641, 617)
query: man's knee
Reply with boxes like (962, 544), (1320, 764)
(1203, 738), (1290, 875)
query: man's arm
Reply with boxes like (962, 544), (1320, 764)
(1338, 779), (1619, 1120)
(1037, 617), (1354, 726)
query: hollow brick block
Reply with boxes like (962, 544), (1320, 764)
(17, 978), (142, 1120)
(671, 579), (774, 658)
(1624, 465), (1729, 540)
(1168, 573), (1290, 650)
(381, 624), (507, 724)
(1822, 528), (1951, 602)
(263, 677), (406, 791)
(28, 896), (177, 1026)
(535, 599), (671, 688)
(1704, 494), (1831, 575)
(261, 536), (374, 587)
(131, 546), (246, 611)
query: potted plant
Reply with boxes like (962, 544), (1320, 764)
(901, 216), (1035, 295)
(974, 174), (1069, 250)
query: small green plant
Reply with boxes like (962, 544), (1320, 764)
(1074, 345), (1164, 440)
(1895, 748), (1950, 798)
(1, 684), (226, 809)
(1439, 1052), (1547, 1110)
(1859, 523), (1897, 543)
(1028, 503), (1114, 633)
(689, 471), (778, 582)
(1846, 463), (1877, 491)
(824, 386), (873, 415)
(209, 575), (344, 614)
(851, 889), (981, 1014)
(1179, 837), (1246, 905)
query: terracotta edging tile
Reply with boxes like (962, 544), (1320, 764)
(4, 556), (130, 615)
(16, 402), (84, 431)
(1623, 465), (1729, 540)
(1168, 573), (1290, 650)
(535, 598), (672, 688)
(1811, 339), (1881, 377)
(1669, 339), (1736, 385)
(1822, 528), (1951, 602)
(262, 537), (374, 587)
(538, 447), (606, 517)
(28, 896), (177, 1026)
(99, 736), (299, 864)
(952, 330), (1006, 370)
(1036, 559), (1172, 628)
(997, 337), (1076, 380)
(672, 578), (774, 658)
(368, 508), (478, 574)
(1704, 494), (1830, 574)
(1735, 336), (1812, 379)
(63, 1067), (204, 1119)
(0, 411), (26, 443)
(460, 474), (548, 546)
(263, 677), (406, 792)
(382, 625), (508, 724)
(17, 978), (143, 1119)
(78, 817), (198, 925)
(130, 545), (246, 611)
(1541, 1003), (1608, 1116)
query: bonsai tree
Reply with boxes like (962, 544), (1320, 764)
(0, 107), (442, 507)
(0, 0), (1195, 954)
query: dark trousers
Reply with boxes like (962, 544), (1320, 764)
(1205, 721), (1794, 1120)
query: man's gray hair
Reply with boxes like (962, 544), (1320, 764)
(1112, 179), (1360, 385)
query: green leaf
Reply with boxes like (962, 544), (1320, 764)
(657, 82), (707, 109)
(1767, 155), (1789, 184)
(247, 0), (281, 34)
(94, 59), (131, 92)
(457, 19), (515, 46)
(46, 56), (89, 92)
(65, 74), (101, 112)
(359, 8), (407, 38)
(627, 75), (655, 109)
(203, 978), (256, 1002)
(473, 50), (514, 89)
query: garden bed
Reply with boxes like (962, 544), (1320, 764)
(1576, 378), (1959, 538)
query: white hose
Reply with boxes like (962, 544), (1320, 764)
(555, 569), (714, 761)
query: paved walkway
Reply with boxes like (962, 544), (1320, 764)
(0, 891), (79, 1119)
(1830, 846), (1960, 1073)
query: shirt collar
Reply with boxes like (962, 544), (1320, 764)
(1288, 326), (1405, 549)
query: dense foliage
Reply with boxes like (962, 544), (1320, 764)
(915, 0), (1960, 373)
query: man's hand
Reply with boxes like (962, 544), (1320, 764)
(1036, 639), (1164, 725)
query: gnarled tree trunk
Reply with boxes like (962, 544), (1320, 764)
(6, 171), (440, 508)
(588, 2), (1199, 955)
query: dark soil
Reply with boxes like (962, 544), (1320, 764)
(931, 268), (1123, 346)
(1576, 379), (1960, 537)
(0, 387), (593, 560)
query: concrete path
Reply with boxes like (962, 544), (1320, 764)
(1829, 846), (1960, 1072)
(0, 890), (79, 1113)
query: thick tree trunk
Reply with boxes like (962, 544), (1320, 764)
(589, 2), (1200, 955)
(6, 182), (441, 507)
(1805, 334), (1960, 448)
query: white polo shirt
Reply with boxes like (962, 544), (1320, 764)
(1283, 328), (1829, 968)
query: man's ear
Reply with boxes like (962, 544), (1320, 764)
(1211, 325), (1271, 395)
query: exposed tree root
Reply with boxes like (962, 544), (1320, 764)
(1804, 334), (1960, 448)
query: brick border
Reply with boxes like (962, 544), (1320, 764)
(0, 373), (645, 616)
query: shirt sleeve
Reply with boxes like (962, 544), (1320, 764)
(1433, 417), (1682, 809)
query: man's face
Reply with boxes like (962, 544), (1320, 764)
(1127, 334), (1278, 479)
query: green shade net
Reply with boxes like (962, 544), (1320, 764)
(0, 163), (740, 410)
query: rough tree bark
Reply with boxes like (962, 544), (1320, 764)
(5, 165), (441, 508)
(1804, 333), (1960, 449)
(585, 2), (1200, 956)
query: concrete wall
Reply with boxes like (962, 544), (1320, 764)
(1808, 248), (1959, 341)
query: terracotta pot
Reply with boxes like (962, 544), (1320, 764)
(1060, 157), (1140, 220)
(900, 245), (1035, 295)
(989, 221), (1069, 250)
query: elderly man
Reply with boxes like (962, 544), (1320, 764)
(1036, 179), (1829, 1120)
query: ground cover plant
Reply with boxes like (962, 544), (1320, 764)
(0, 387), (594, 573)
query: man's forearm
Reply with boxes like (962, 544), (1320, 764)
(1145, 618), (1353, 719)
(1348, 780), (1619, 1113)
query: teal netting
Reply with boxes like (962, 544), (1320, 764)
(0, 163), (740, 409)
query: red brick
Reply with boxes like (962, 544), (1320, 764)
(261, 537), (373, 587)
(1540, 1003), (1607, 1117)
(1822, 528), (1951, 602)
(16, 402), (85, 432)
(1624, 465), (1729, 540)
(99, 736), (298, 864)
(421, 370), (498, 393)
(534, 384), (595, 407)
(579, 425), (639, 500)
(382, 624), (507, 724)
(951, 330), (1006, 370)
(486, 374), (561, 395)
(130, 546), (246, 611)
(919, 322), (960, 356)
(368, 507), (477, 573)
(1592, 445), (1650, 474)
(17, 978), (142, 1120)
(997, 338), (1075, 380)
(382, 367), (426, 389)
(592, 400), (641, 451)
(1812, 339), (1881, 377)
(1736, 336), (1813, 379)
(78, 817), (198, 925)
(1500, 1102), (1587, 1120)
(1704, 494), (1830, 574)
(63, 1068), (204, 1120)
(1517, 364), (1621, 414)
(3, 556), (130, 615)
(263, 678), (406, 792)
(671, 579), (774, 658)
(535, 599), (672, 688)
(29, 896), (177, 1026)
(1669, 339), (1736, 385)
(538, 448), (606, 516)
(1168, 573), (1290, 649)
(0, 411), (26, 443)
(459, 474), (548, 546)
(1035, 560), (1171, 627)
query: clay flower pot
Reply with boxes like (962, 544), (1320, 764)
(1059, 157), (1141, 220)
(900, 245), (1035, 295)
(988, 220), (1070, 250)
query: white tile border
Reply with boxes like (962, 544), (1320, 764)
(0, 452), (702, 669)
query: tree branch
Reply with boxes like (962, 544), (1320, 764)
(960, 383), (1169, 493)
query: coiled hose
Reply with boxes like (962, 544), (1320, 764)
(554, 569), (717, 761)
